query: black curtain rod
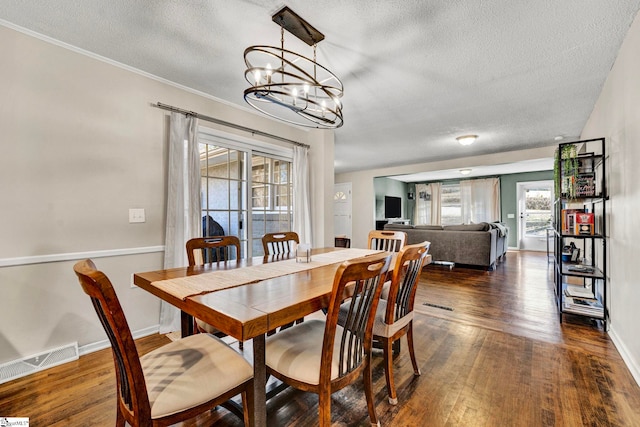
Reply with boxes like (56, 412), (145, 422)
(153, 102), (310, 149)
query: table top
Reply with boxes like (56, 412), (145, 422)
(133, 247), (379, 341)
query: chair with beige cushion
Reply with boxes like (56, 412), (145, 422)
(73, 259), (254, 427)
(262, 231), (302, 331)
(186, 236), (243, 348)
(261, 231), (299, 256)
(370, 241), (431, 405)
(265, 252), (392, 427)
(369, 229), (407, 304)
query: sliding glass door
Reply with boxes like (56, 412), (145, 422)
(198, 129), (293, 258)
(250, 153), (293, 256)
(199, 143), (248, 259)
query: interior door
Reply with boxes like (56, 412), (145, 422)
(334, 182), (352, 239)
(517, 180), (554, 251)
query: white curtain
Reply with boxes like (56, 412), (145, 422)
(159, 112), (201, 333)
(430, 183), (442, 225)
(414, 183), (442, 225)
(460, 177), (500, 224)
(292, 145), (312, 245)
(414, 183), (429, 225)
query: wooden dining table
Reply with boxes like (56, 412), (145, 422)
(133, 247), (388, 427)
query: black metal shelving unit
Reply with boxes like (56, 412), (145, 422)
(553, 138), (607, 328)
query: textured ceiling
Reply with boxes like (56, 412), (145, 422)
(1, 1), (639, 175)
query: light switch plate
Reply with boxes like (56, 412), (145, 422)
(507, 213), (515, 219)
(129, 208), (146, 223)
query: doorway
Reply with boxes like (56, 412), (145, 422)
(517, 180), (554, 251)
(334, 182), (352, 240)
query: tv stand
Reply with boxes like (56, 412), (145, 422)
(376, 219), (410, 230)
(387, 218), (410, 225)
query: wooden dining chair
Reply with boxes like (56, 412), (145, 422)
(186, 236), (243, 348)
(73, 259), (254, 427)
(261, 231), (299, 255)
(261, 231), (303, 332)
(334, 236), (351, 248)
(265, 252), (393, 427)
(186, 235), (241, 265)
(370, 241), (431, 405)
(368, 229), (407, 252)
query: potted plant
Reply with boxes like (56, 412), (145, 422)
(554, 144), (578, 199)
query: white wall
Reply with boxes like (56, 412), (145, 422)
(335, 146), (556, 248)
(0, 24), (334, 364)
(580, 11), (640, 385)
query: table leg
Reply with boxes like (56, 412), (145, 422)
(251, 333), (267, 427)
(180, 310), (194, 338)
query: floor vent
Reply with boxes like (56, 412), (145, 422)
(0, 342), (78, 385)
(423, 302), (454, 311)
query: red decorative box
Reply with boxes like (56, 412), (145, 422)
(574, 212), (595, 235)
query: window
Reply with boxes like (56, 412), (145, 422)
(274, 160), (292, 209)
(251, 159), (269, 209)
(440, 182), (462, 225)
(414, 178), (500, 225)
(250, 154), (293, 255)
(199, 143), (246, 258)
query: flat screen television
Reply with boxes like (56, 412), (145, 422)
(384, 196), (402, 219)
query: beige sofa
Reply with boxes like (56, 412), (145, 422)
(383, 222), (508, 270)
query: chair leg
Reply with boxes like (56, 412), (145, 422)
(115, 405), (126, 427)
(392, 338), (401, 355)
(363, 352), (380, 426)
(318, 388), (332, 427)
(382, 337), (398, 405)
(407, 322), (421, 376)
(241, 383), (255, 427)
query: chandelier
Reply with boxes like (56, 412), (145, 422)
(243, 6), (344, 128)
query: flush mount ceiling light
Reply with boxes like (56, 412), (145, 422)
(243, 6), (344, 129)
(456, 135), (478, 146)
(459, 169), (472, 175)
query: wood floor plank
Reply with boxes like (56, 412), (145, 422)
(1, 251), (639, 426)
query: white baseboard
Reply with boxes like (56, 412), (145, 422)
(609, 325), (640, 387)
(79, 324), (160, 356)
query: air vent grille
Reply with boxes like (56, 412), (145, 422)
(0, 342), (78, 384)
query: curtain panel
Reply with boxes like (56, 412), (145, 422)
(460, 177), (500, 224)
(159, 112), (201, 333)
(414, 182), (442, 225)
(292, 146), (312, 245)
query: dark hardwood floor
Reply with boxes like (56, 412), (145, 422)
(2, 251), (639, 426)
